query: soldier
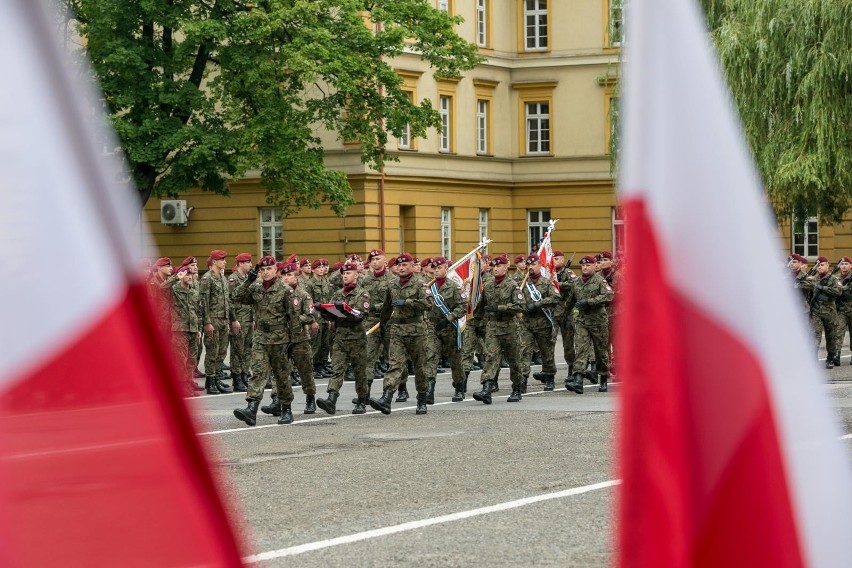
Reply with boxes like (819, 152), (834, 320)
(596, 251), (620, 370)
(473, 255), (524, 404)
(299, 258), (312, 280)
(147, 257), (173, 329)
(362, 249), (392, 388)
(164, 265), (204, 396)
(512, 254), (527, 283)
(425, 257), (467, 402)
(200, 250), (239, 394)
(833, 256), (852, 367)
(567, 256), (614, 393)
(462, 255), (489, 375)
(368, 253), (431, 415)
(800, 256), (842, 368)
(790, 253), (812, 312)
(552, 250), (578, 383)
(520, 254), (560, 391)
(328, 260), (344, 291)
(232, 256), (299, 426)
(314, 261), (371, 414)
(178, 256), (204, 378)
(307, 258), (333, 379)
(228, 253), (254, 393)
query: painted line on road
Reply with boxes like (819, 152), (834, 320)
(842, 433), (852, 440)
(243, 479), (620, 563)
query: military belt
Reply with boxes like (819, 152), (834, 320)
(257, 321), (286, 332)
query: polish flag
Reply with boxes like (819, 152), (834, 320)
(0, 2), (243, 566)
(617, 0), (852, 566)
(535, 222), (559, 293)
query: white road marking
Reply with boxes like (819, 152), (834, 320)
(243, 479), (621, 563)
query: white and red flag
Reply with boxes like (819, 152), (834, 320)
(535, 220), (559, 293)
(617, 0), (852, 566)
(0, 2), (243, 566)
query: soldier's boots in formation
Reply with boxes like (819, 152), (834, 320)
(352, 380), (373, 405)
(321, 361), (334, 378)
(312, 364), (325, 380)
(316, 391), (339, 415)
(291, 370), (301, 386)
(532, 351), (542, 366)
(452, 373), (469, 402)
(415, 392), (427, 415)
(304, 394), (316, 414)
(832, 352), (842, 366)
(473, 380), (495, 405)
(369, 389), (395, 415)
(598, 374), (609, 392)
(232, 372), (248, 393)
(352, 397), (367, 414)
(344, 365), (356, 382)
(426, 380), (436, 405)
(373, 361), (384, 382)
(472, 353), (484, 371)
(586, 361), (599, 384)
(396, 385), (409, 402)
(566, 372), (585, 394)
(233, 400), (260, 426)
(533, 371), (555, 391)
(507, 384), (522, 402)
(278, 405), (294, 425)
(206, 375), (232, 395)
(261, 398), (282, 416)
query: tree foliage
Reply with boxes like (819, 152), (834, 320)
(64, 0), (482, 213)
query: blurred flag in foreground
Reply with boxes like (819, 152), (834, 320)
(0, 2), (243, 565)
(617, 0), (852, 566)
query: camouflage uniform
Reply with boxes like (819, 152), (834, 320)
(479, 275), (524, 387)
(835, 272), (852, 355)
(200, 269), (235, 378)
(306, 274), (332, 369)
(519, 273), (559, 380)
(287, 283), (317, 396)
(801, 272), (842, 356)
(426, 278), (467, 393)
(228, 270), (254, 377)
(361, 269), (392, 378)
(165, 277), (201, 382)
(325, 285), (371, 398)
(572, 273), (614, 380)
(232, 277), (297, 405)
(554, 266), (578, 374)
(602, 268), (621, 367)
(380, 275), (430, 394)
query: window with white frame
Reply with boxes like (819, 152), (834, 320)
(609, 0), (625, 47)
(528, 209), (551, 253)
(613, 206), (625, 259)
(525, 101), (550, 155)
(441, 208), (452, 259)
(439, 95), (452, 153)
(477, 99), (489, 154)
(476, 0), (488, 47)
(398, 91), (413, 150)
(524, 0), (548, 51)
(259, 207), (283, 259)
(438, 0), (449, 12)
(479, 209), (489, 252)
(793, 217), (819, 258)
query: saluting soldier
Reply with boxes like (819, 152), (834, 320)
(147, 257), (174, 329)
(519, 254), (559, 391)
(314, 261), (371, 415)
(231, 256), (299, 426)
(228, 253), (254, 393)
(163, 264), (204, 396)
(474, 255), (524, 404)
(567, 256), (614, 393)
(833, 256), (852, 367)
(424, 257), (467, 402)
(280, 262), (318, 414)
(369, 253), (431, 416)
(200, 250), (239, 394)
(800, 256), (842, 368)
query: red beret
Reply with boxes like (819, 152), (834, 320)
(526, 254), (540, 264)
(209, 249), (227, 260)
(482, 255), (492, 263)
(489, 255), (509, 266)
(368, 249), (385, 259)
(791, 254), (808, 263)
(153, 257), (172, 268)
(397, 253), (414, 264)
(180, 256), (197, 267)
(331, 261), (345, 272)
(285, 254), (300, 264)
(840, 256), (852, 264)
(420, 257), (433, 268)
(431, 256), (448, 267)
(817, 256), (829, 264)
(552, 250), (564, 257)
(598, 251), (613, 260)
(234, 253), (252, 263)
(348, 254), (363, 263)
(514, 254), (526, 264)
(258, 256), (277, 267)
(387, 257), (398, 267)
(341, 261), (359, 272)
(279, 262), (299, 274)
(310, 259), (324, 269)
(579, 255), (597, 265)
(300, 259), (311, 267)
(175, 265), (191, 275)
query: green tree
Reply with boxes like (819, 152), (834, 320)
(65, 0), (482, 213)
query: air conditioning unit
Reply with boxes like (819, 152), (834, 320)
(160, 199), (188, 226)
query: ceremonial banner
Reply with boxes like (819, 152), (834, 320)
(617, 0), (852, 567)
(317, 303), (363, 319)
(0, 2), (243, 566)
(535, 220), (560, 293)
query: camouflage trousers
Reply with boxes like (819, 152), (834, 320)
(427, 327), (465, 387)
(246, 342), (293, 404)
(810, 310), (838, 354)
(462, 322), (486, 373)
(311, 321), (332, 367)
(835, 310), (852, 351)
(382, 332), (428, 394)
(555, 314), (575, 367)
(203, 318), (229, 376)
(328, 335), (369, 399)
(574, 321), (609, 375)
(519, 318), (557, 377)
(364, 317), (385, 374)
(193, 332), (202, 370)
(289, 340), (316, 396)
(480, 330), (523, 386)
(228, 319), (253, 375)
(423, 320), (439, 381)
(172, 331), (198, 380)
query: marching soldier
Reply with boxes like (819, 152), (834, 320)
(512, 254), (527, 283)
(306, 258), (333, 379)
(597, 251), (620, 373)
(279, 262), (318, 414)
(567, 256), (614, 393)
(362, 249), (392, 387)
(520, 254), (560, 391)
(163, 265), (204, 396)
(800, 256), (842, 368)
(200, 250), (238, 395)
(232, 256), (299, 426)
(552, 251), (578, 382)
(228, 253), (254, 393)
(314, 261), (371, 414)
(368, 253), (431, 416)
(474, 255), (524, 404)
(834, 256), (852, 367)
(791, 253), (811, 312)
(424, 257), (467, 402)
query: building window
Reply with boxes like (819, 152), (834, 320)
(476, 0), (489, 47)
(398, 90), (413, 150)
(259, 207), (283, 259)
(525, 101), (550, 155)
(479, 209), (489, 252)
(613, 206), (625, 260)
(523, 0), (548, 51)
(477, 99), (490, 154)
(441, 208), (452, 259)
(439, 95), (453, 153)
(793, 217), (819, 259)
(528, 209), (551, 253)
(606, 93), (619, 155)
(437, 0), (454, 13)
(608, 0), (625, 47)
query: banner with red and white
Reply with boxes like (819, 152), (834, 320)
(0, 2), (243, 566)
(617, 0), (852, 566)
(535, 220), (560, 293)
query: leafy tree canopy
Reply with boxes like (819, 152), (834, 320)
(65, 0), (482, 214)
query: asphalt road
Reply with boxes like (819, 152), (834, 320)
(191, 344), (852, 567)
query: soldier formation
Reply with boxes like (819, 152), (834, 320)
(145, 246), (622, 426)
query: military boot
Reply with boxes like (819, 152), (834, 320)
(507, 384), (522, 402)
(573, 372), (585, 394)
(533, 370), (549, 383)
(260, 397), (282, 416)
(369, 389), (394, 415)
(415, 392), (427, 415)
(233, 400), (260, 426)
(492, 368), (500, 392)
(452, 382), (465, 402)
(834, 352), (843, 366)
(312, 364), (324, 380)
(215, 377), (233, 393)
(233, 372), (248, 393)
(426, 380), (436, 405)
(344, 365), (356, 382)
(598, 374), (609, 392)
(472, 353), (483, 370)
(532, 351), (542, 365)
(826, 358), (834, 369)
(352, 397), (367, 414)
(316, 391), (339, 415)
(539, 373), (555, 391)
(205, 376), (220, 395)
(304, 394), (316, 414)
(320, 363), (334, 378)
(586, 361), (598, 383)
(373, 361), (384, 381)
(520, 378), (528, 394)
(462, 373), (469, 393)
(352, 380), (373, 405)
(473, 381), (494, 405)
(500, 354), (509, 368)
(278, 404), (294, 425)
(290, 370), (301, 386)
(396, 384), (409, 402)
